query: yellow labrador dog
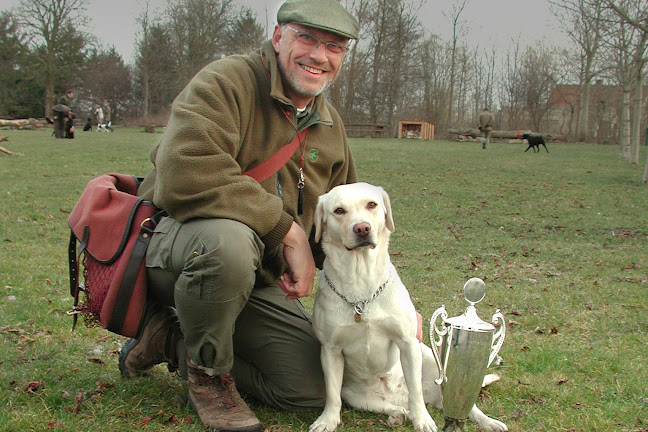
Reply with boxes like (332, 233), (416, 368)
(310, 183), (507, 432)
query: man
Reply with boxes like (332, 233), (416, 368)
(478, 107), (495, 149)
(103, 100), (114, 131)
(53, 89), (73, 138)
(58, 89), (74, 106)
(118, 1), (359, 431)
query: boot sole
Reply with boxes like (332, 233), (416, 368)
(188, 398), (264, 432)
(118, 338), (153, 377)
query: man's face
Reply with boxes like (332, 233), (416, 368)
(272, 23), (349, 108)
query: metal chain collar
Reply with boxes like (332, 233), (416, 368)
(322, 267), (393, 317)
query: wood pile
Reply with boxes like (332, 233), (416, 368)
(448, 128), (565, 142)
(0, 118), (49, 129)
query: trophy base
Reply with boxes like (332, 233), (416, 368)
(442, 418), (466, 432)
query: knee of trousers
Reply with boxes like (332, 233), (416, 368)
(175, 218), (264, 299)
(147, 218), (266, 305)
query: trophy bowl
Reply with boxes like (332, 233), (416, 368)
(429, 278), (505, 430)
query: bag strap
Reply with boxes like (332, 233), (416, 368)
(242, 128), (308, 183)
(68, 226), (89, 330)
(105, 217), (155, 334)
(68, 232), (80, 330)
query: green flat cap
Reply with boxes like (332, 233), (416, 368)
(277, 0), (359, 40)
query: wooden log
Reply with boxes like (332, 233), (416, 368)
(142, 124), (165, 133)
(0, 145), (22, 156)
(448, 128), (565, 141)
(0, 118), (49, 129)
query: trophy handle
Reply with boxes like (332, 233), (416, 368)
(429, 305), (448, 385)
(487, 309), (506, 368)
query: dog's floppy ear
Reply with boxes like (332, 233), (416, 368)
(381, 187), (395, 232)
(314, 195), (326, 243)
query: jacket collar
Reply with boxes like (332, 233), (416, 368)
(259, 40), (334, 125)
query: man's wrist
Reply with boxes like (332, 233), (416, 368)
(262, 211), (294, 250)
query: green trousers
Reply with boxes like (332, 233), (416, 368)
(145, 217), (325, 411)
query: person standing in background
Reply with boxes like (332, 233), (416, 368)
(478, 107), (495, 149)
(103, 100), (114, 131)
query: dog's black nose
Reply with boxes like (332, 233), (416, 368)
(353, 222), (371, 237)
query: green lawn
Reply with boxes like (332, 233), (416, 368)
(1, 128), (647, 431)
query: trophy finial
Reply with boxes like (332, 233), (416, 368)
(463, 277), (486, 306)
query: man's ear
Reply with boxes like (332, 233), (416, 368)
(272, 25), (283, 53)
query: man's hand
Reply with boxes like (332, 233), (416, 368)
(278, 222), (316, 300)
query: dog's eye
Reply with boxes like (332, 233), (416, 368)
(334, 207), (346, 215)
(367, 201), (378, 210)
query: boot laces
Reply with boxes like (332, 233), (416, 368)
(218, 374), (237, 409)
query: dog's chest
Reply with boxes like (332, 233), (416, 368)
(338, 320), (400, 374)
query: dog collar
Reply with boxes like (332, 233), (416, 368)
(322, 268), (393, 323)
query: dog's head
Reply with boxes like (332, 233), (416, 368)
(522, 132), (531, 140)
(314, 182), (395, 251)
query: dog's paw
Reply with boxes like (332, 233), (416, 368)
(410, 412), (437, 432)
(387, 407), (408, 427)
(309, 413), (341, 432)
(482, 373), (501, 387)
(479, 418), (508, 432)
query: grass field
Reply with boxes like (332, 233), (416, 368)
(1, 128), (647, 432)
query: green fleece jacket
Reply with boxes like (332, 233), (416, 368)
(138, 40), (357, 270)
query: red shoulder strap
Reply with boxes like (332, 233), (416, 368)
(242, 129), (308, 183)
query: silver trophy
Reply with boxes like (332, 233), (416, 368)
(429, 278), (505, 432)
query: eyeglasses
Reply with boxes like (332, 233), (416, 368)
(285, 26), (351, 55)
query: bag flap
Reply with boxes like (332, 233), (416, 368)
(68, 174), (149, 263)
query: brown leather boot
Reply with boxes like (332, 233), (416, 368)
(187, 362), (263, 432)
(119, 306), (182, 377)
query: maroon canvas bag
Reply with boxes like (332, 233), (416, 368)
(66, 129), (307, 338)
(67, 173), (158, 337)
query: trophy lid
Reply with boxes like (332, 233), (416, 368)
(444, 278), (495, 332)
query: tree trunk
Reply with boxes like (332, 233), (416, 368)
(643, 148), (648, 184)
(630, 66), (643, 164)
(578, 75), (592, 142)
(620, 90), (631, 158)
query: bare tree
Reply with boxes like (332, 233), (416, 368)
(82, 48), (132, 122)
(602, 6), (638, 157)
(604, 0), (648, 174)
(226, 7), (265, 55)
(135, 1), (154, 120)
(16, 0), (88, 115)
(366, 0), (390, 127)
(165, 0), (235, 85)
(419, 34), (451, 127)
(473, 45), (497, 117)
(443, 0), (469, 129)
(520, 43), (560, 131)
(0, 12), (28, 117)
(387, 0), (423, 132)
(550, 0), (605, 142)
(500, 38), (525, 130)
(329, 0), (372, 123)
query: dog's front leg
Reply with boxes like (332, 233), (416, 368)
(400, 341), (437, 432)
(309, 345), (345, 432)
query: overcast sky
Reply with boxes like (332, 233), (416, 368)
(0, 0), (566, 64)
